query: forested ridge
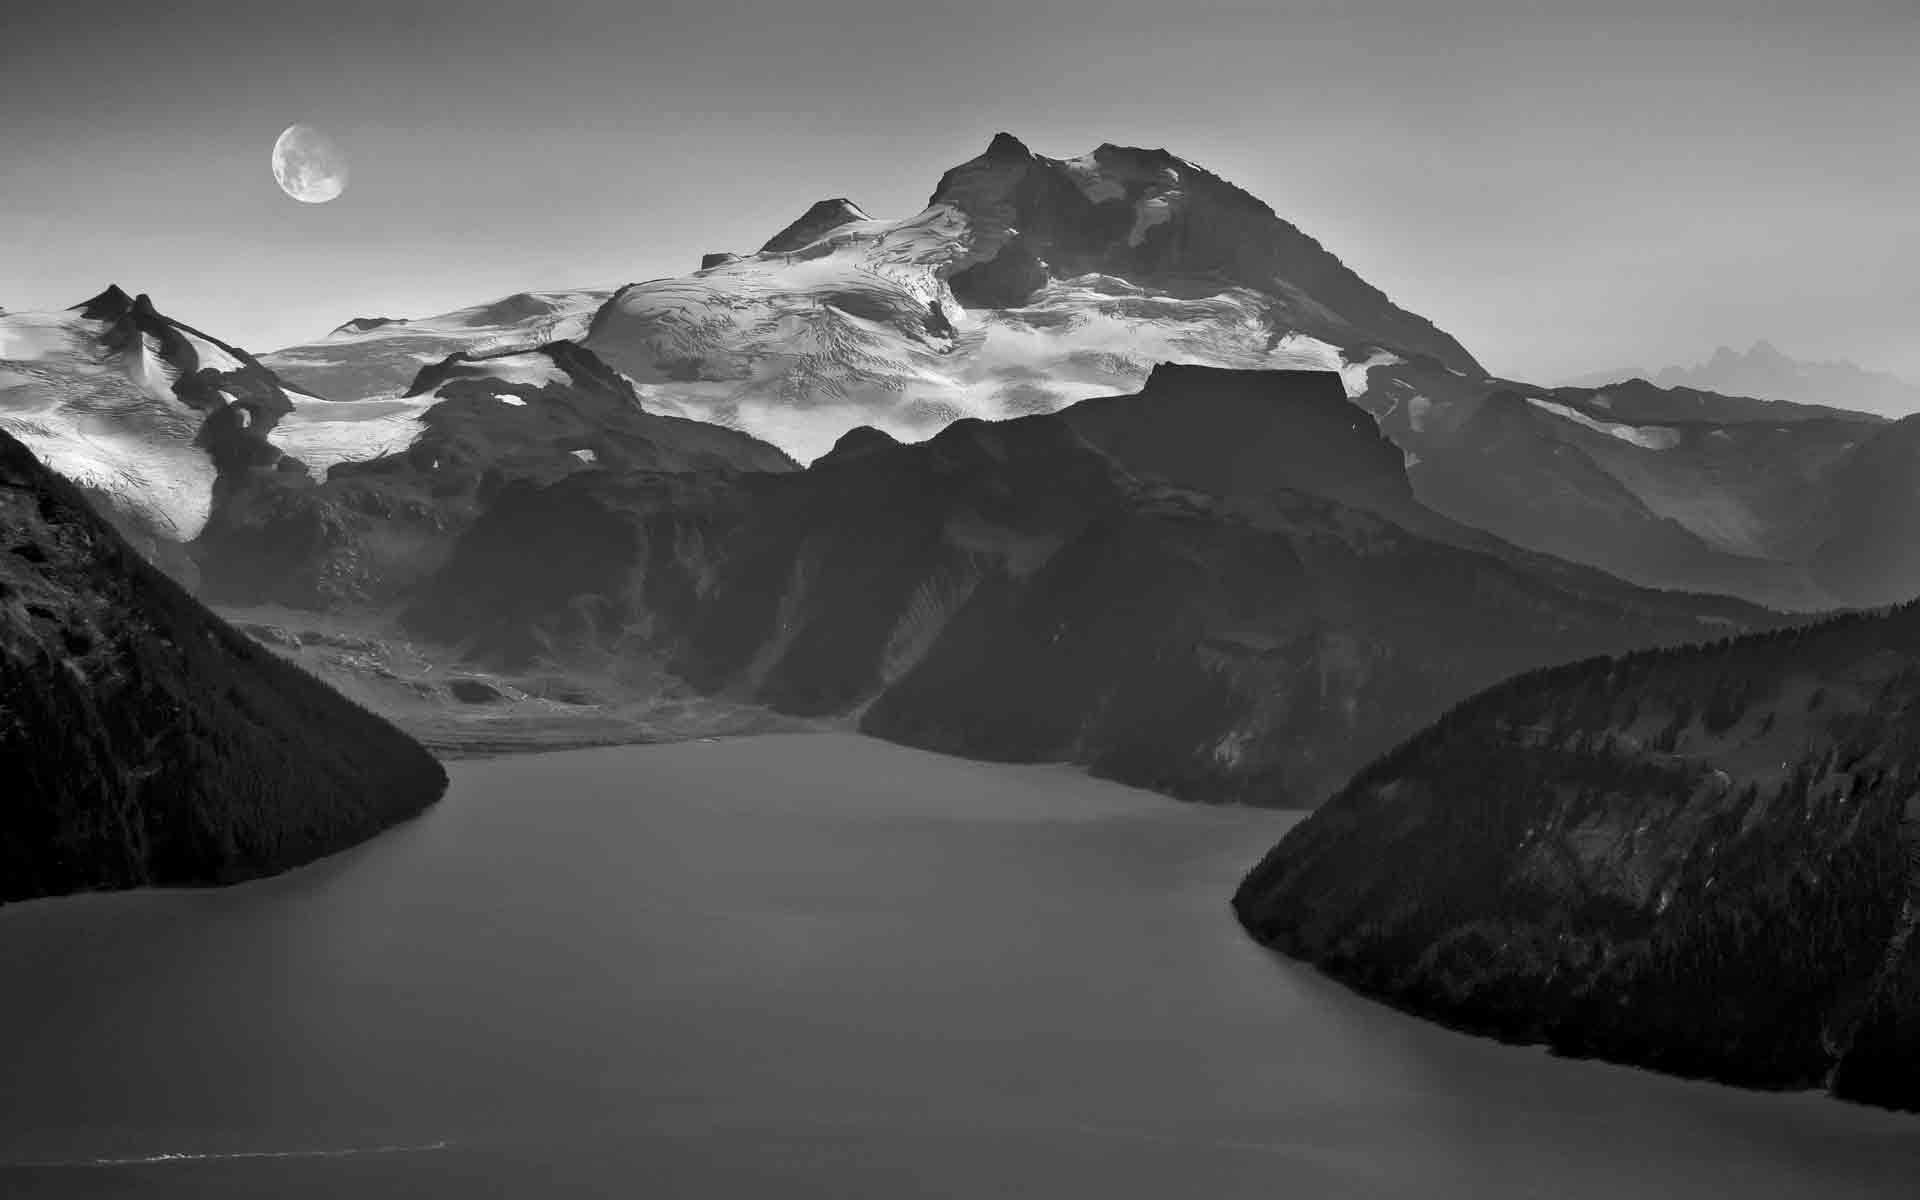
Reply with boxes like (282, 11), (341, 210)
(0, 430), (447, 903)
(1235, 605), (1920, 1109)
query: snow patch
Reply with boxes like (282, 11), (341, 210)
(272, 396), (430, 480)
(1526, 397), (1681, 450)
(175, 327), (245, 375)
(1127, 191), (1179, 247)
(1337, 349), (1404, 399)
(466, 355), (567, 390)
(1061, 154), (1127, 203)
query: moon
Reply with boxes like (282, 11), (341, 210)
(271, 124), (348, 204)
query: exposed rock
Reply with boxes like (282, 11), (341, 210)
(759, 198), (873, 255)
(448, 678), (505, 704)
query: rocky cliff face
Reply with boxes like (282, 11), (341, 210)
(1234, 605), (1920, 1109)
(0, 429), (447, 904)
(407, 366), (1772, 806)
(1059, 365), (1417, 519)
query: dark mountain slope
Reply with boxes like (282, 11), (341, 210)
(1060, 365), (1416, 519)
(1403, 388), (1836, 609)
(1808, 414), (1920, 608)
(1073, 367), (1808, 618)
(408, 366), (1773, 806)
(0, 430), (446, 904)
(1234, 604), (1920, 1109)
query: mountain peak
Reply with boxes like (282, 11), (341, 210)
(815, 425), (901, 467)
(760, 198), (874, 255)
(983, 131), (1032, 159)
(70, 284), (134, 320)
(922, 137), (1482, 375)
(330, 316), (406, 337)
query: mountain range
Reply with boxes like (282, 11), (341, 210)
(404, 364), (1767, 804)
(236, 138), (1918, 614)
(1564, 341), (1920, 420)
(8, 130), (1920, 1110)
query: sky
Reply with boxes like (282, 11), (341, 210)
(2, 0), (1914, 383)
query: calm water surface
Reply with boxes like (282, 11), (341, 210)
(0, 733), (1914, 1197)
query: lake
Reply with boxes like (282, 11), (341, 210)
(0, 733), (1914, 1197)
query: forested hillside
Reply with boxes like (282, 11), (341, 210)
(1235, 606), (1920, 1109)
(0, 430), (447, 903)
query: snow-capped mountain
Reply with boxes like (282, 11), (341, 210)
(260, 289), (609, 404)
(0, 286), (531, 550)
(197, 339), (794, 607)
(582, 133), (1474, 461)
(20, 136), (1913, 613)
(0, 286), (302, 544)
(0, 287), (776, 578)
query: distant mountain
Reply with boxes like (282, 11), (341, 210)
(1402, 385), (1872, 611)
(253, 136), (1909, 610)
(0, 428), (446, 904)
(262, 289), (610, 403)
(582, 134), (1478, 461)
(16, 152), (1905, 619)
(240, 137), (1919, 611)
(406, 365), (1771, 806)
(1234, 601), (1920, 1111)
(1564, 342), (1920, 419)
(265, 135), (1476, 467)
